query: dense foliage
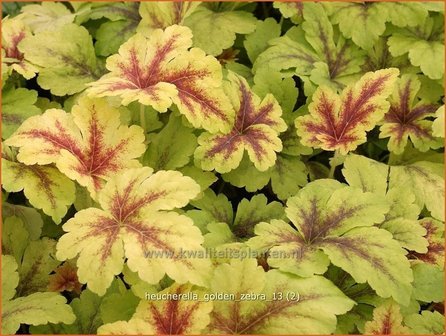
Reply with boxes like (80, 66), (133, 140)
(1, 1), (444, 335)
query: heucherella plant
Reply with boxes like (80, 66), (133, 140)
(1, 2), (444, 335)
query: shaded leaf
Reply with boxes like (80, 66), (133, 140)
(184, 4), (256, 56)
(2, 88), (41, 140)
(19, 23), (100, 95)
(1, 255), (74, 335)
(144, 114), (197, 170)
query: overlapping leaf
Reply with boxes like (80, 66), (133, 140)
(138, 1), (200, 31)
(409, 218), (444, 267)
(296, 69), (399, 154)
(2, 151), (76, 224)
(325, 2), (428, 50)
(342, 154), (428, 252)
(98, 283), (212, 335)
(56, 167), (209, 295)
(405, 311), (444, 334)
(87, 25), (233, 133)
(248, 179), (414, 305)
(1, 255), (75, 335)
(5, 97), (146, 197)
(363, 300), (410, 335)
(195, 72), (287, 173)
(207, 258), (354, 334)
(380, 74), (441, 154)
(1, 16), (38, 79)
(2, 88), (41, 140)
(388, 14), (445, 79)
(183, 3), (256, 56)
(143, 114), (197, 171)
(18, 2), (75, 33)
(19, 23), (101, 95)
(255, 3), (365, 94)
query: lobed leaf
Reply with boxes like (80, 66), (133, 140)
(296, 69), (399, 154)
(195, 72), (287, 173)
(1, 158), (75, 224)
(5, 97), (146, 197)
(2, 88), (41, 140)
(208, 258), (354, 334)
(379, 74), (441, 154)
(99, 283), (212, 335)
(183, 4), (257, 56)
(248, 179), (414, 305)
(363, 300), (410, 335)
(19, 23), (101, 95)
(56, 167), (208, 295)
(87, 25), (233, 133)
(1, 16), (38, 79)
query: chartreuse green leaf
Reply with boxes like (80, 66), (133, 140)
(19, 23), (101, 95)
(432, 105), (445, 138)
(187, 189), (233, 233)
(2, 255), (75, 335)
(204, 193), (285, 248)
(405, 310), (444, 334)
(325, 2), (428, 50)
(389, 161), (444, 221)
(2, 203), (43, 240)
(18, 2), (75, 33)
(255, 3), (365, 94)
(2, 255), (19, 303)
(87, 25), (233, 133)
(16, 238), (60, 296)
(30, 279), (137, 334)
(248, 179), (414, 305)
(91, 2), (140, 57)
(273, 1), (303, 23)
(195, 71), (286, 173)
(1, 16), (38, 80)
(364, 300), (410, 334)
(1, 152), (76, 224)
(144, 114), (197, 170)
(296, 69), (399, 154)
(244, 18), (281, 64)
(56, 167), (209, 295)
(388, 14), (445, 79)
(138, 1), (200, 31)
(411, 263), (444, 303)
(2, 217), (29, 263)
(342, 154), (428, 253)
(207, 258), (354, 334)
(98, 283), (212, 335)
(2, 88), (41, 140)
(183, 3), (256, 56)
(380, 74), (441, 154)
(5, 97), (146, 197)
